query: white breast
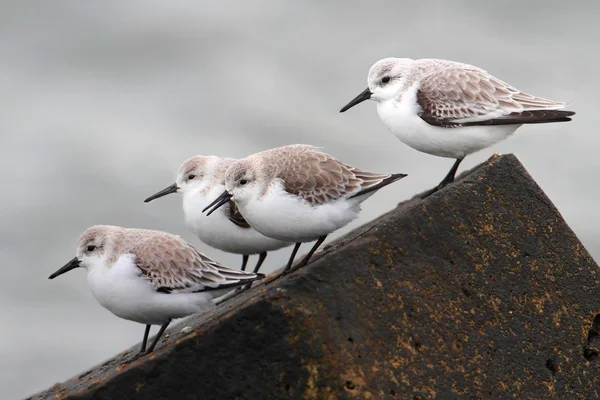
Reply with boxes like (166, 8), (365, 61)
(183, 186), (290, 254)
(86, 255), (221, 325)
(376, 85), (521, 159)
(238, 183), (363, 243)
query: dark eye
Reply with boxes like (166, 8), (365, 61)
(239, 179), (248, 185)
(87, 245), (96, 252)
(187, 174), (196, 180)
(382, 76), (391, 84)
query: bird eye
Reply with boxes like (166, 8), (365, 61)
(239, 179), (248, 185)
(87, 245), (96, 252)
(382, 76), (391, 84)
(187, 174), (196, 180)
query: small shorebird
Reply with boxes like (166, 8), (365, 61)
(203, 144), (406, 279)
(49, 225), (262, 359)
(145, 155), (291, 274)
(340, 58), (575, 197)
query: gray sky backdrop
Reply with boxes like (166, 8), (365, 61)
(1, 1), (598, 398)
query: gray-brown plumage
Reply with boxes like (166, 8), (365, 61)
(228, 144), (406, 206)
(413, 61), (575, 127)
(80, 225), (261, 294)
(205, 145), (407, 281)
(49, 225), (264, 359)
(227, 201), (251, 228)
(340, 57), (575, 199)
(144, 155), (291, 273)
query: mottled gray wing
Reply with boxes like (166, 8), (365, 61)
(274, 145), (405, 206)
(227, 200), (251, 229)
(131, 233), (259, 294)
(416, 66), (572, 127)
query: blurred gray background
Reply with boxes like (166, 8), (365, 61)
(1, 0), (598, 397)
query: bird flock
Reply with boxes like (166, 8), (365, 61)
(49, 57), (575, 360)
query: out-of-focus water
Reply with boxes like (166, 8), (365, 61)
(1, 1), (598, 397)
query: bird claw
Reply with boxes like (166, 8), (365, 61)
(123, 351), (148, 365)
(420, 181), (452, 199)
(264, 260), (307, 286)
(214, 284), (252, 305)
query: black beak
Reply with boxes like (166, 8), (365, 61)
(340, 87), (372, 112)
(49, 257), (81, 279)
(202, 190), (233, 216)
(144, 183), (179, 203)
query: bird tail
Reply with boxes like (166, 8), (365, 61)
(350, 172), (407, 199)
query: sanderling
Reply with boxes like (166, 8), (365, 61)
(144, 155), (291, 274)
(340, 58), (575, 197)
(203, 144), (406, 279)
(49, 225), (262, 359)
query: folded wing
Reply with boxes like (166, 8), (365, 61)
(227, 200), (251, 229)
(416, 63), (574, 127)
(131, 233), (260, 294)
(274, 145), (406, 205)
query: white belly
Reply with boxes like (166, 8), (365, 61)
(87, 255), (219, 326)
(376, 99), (520, 159)
(238, 186), (362, 243)
(183, 187), (291, 254)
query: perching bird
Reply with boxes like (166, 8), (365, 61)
(340, 58), (575, 197)
(49, 225), (263, 360)
(204, 144), (406, 280)
(144, 155), (291, 274)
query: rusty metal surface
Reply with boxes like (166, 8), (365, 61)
(28, 154), (600, 400)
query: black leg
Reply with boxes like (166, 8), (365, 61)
(128, 321), (170, 363)
(294, 235), (327, 270)
(241, 255), (249, 271)
(139, 325), (151, 353)
(441, 157), (463, 185)
(253, 252), (268, 274)
(236, 251), (269, 292)
(146, 320), (171, 354)
(264, 243), (302, 285)
(266, 237), (327, 285)
(283, 243), (302, 274)
(420, 157), (464, 199)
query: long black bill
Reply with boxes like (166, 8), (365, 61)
(49, 257), (81, 279)
(202, 190), (233, 216)
(144, 183), (179, 203)
(339, 87), (372, 112)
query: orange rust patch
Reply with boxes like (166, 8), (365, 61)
(135, 381), (145, 392)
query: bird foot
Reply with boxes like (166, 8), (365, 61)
(264, 259), (310, 285)
(214, 285), (252, 305)
(125, 351), (148, 364)
(264, 269), (290, 286)
(419, 181), (452, 199)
